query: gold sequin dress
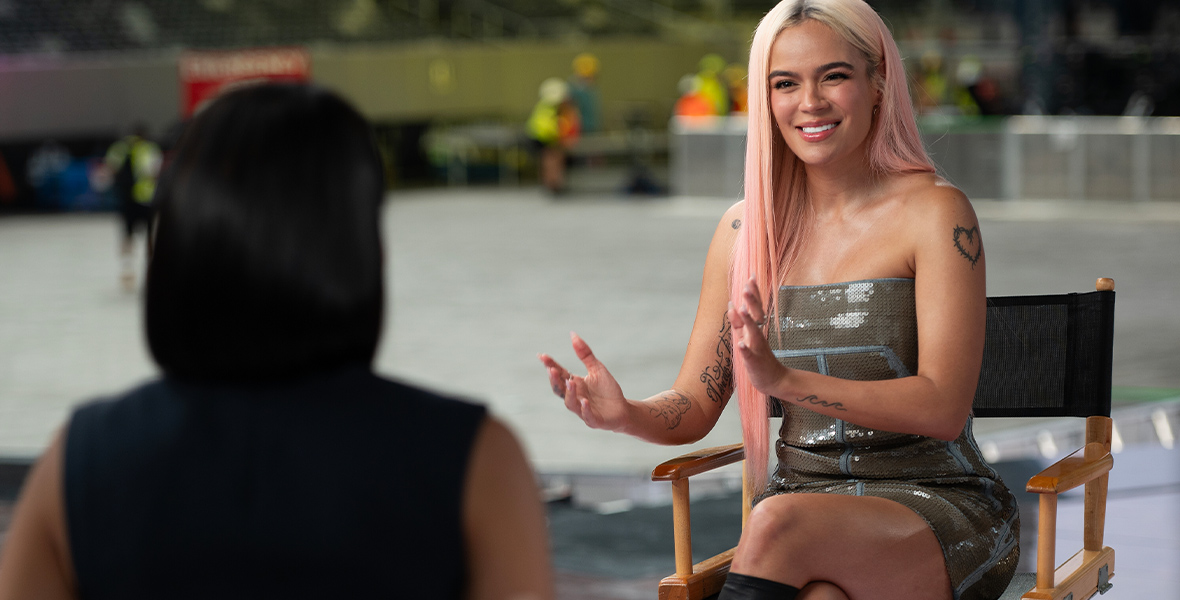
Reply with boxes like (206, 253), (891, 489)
(762, 278), (1019, 600)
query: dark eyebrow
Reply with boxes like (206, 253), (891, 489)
(768, 61), (856, 79)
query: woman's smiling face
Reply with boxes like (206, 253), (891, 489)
(768, 19), (880, 170)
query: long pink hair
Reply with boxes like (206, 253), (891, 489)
(732, 0), (935, 495)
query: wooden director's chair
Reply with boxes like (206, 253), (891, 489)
(652, 278), (1117, 600)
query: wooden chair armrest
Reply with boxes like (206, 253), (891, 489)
(1026, 442), (1114, 495)
(651, 443), (744, 482)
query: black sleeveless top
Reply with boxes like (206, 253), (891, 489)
(65, 366), (487, 599)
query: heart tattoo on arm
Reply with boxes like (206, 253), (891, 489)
(952, 225), (982, 269)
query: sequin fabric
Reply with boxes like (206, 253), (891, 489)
(761, 278), (1019, 600)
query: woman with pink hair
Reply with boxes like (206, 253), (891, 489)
(540, 1), (1017, 599)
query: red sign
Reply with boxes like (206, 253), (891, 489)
(179, 47), (312, 117)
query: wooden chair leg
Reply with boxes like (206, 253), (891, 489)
(1036, 493), (1058, 591)
(1084, 416), (1112, 552)
(671, 479), (693, 578)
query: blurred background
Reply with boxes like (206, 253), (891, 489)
(0, 1), (1177, 598)
(1, 0), (1179, 205)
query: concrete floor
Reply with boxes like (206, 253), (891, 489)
(0, 188), (1177, 598)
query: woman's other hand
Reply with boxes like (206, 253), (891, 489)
(729, 277), (789, 396)
(538, 332), (631, 433)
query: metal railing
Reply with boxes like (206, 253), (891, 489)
(925, 115), (1180, 202)
(671, 115), (1180, 202)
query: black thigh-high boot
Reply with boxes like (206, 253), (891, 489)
(716, 573), (801, 600)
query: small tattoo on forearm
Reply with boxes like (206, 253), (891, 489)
(650, 392), (692, 430)
(952, 225), (982, 269)
(794, 394), (847, 412)
(700, 315), (734, 404)
(731, 218), (742, 230)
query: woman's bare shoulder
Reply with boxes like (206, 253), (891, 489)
(707, 200), (745, 248)
(885, 172), (985, 278)
(890, 172), (976, 227)
(722, 199), (744, 228)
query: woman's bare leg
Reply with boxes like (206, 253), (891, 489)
(730, 493), (952, 600)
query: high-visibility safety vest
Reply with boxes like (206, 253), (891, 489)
(527, 102), (561, 146)
(105, 135), (162, 205)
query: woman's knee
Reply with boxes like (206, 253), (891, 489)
(798, 581), (849, 600)
(748, 494), (824, 532)
(739, 495), (815, 557)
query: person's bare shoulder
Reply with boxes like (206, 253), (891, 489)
(722, 199), (744, 231)
(892, 173), (977, 230)
(703, 200), (745, 255)
(890, 172), (984, 271)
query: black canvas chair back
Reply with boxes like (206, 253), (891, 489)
(973, 289), (1115, 419)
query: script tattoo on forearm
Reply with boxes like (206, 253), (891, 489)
(952, 224), (982, 269)
(700, 315), (734, 404)
(650, 392), (692, 430)
(793, 394), (847, 412)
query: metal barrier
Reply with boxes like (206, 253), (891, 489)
(671, 115), (1180, 201)
(669, 116), (748, 200)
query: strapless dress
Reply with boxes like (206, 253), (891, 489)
(763, 278), (1019, 600)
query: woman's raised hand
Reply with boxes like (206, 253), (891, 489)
(538, 333), (632, 433)
(729, 277), (789, 395)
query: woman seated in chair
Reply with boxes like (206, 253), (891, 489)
(0, 84), (553, 600)
(540, 1), (1018, 599)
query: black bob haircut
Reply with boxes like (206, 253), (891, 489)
(146, 83), (385, 381)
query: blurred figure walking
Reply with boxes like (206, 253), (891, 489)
(527, 77), (580, 194)
(568, 53), (602, 135)
(104, 126), (161, 291)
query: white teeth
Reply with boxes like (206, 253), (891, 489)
(801, 123), (836, 134)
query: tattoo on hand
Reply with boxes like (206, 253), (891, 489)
(700, 315), (734, 404)
(794, 394), (847, 412)
(731, 218), (742, 230)
(952, 225), (982, 269)
(650, 392), (692, 430)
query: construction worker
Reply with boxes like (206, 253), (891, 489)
(105, 126), (162, 291)
(527, 78), (580, 194)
